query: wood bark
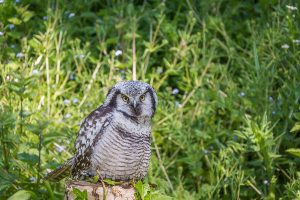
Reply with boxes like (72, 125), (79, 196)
(65, 180), (135, 200)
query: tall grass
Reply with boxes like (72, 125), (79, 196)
(0, 0), (300, 199)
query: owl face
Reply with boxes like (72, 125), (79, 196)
(104, 81), (157, 118)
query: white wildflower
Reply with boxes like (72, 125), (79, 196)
(75, 54), (85, 59)
(286, 5), (297, 11)
(29, 177), (36, 183)
(16, 52), (24, 58)
(32, 69), (39, 75)
(65, 113), (71, 118)
(239, 92), (245, 97)
(281, 44), (290, 49)
(172, 88), (179, 95)
(268, 96), (274, 102)
(263, 180), (269, 185)
(64, 99), (70, 105)
(115, 50), (122, 56)
(0, 31), (4, 36)
(73, 98), (79, 104)
(68, 13), (75, 18)
(6, 75), (12, 81)
(293, 40), (300, 44)
(9, 24), (14, 29)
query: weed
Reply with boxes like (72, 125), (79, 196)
(0, 0), (300, 199)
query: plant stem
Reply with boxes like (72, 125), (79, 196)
(132, 17), (136, 81)
(151, 133), (174, 192)
(1, 125), (9, 170)
(37, 130), (42, 189)
(20, 94), (23, 135)
(46, 56), (51, 116)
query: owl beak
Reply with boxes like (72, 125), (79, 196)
(130, 100), (141, 116)
(132, 100), (137, 109)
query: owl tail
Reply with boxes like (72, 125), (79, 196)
(44, 158), (74, 182)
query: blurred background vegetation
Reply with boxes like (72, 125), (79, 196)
(1, 0), (300, 199)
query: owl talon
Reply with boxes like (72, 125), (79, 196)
(120, 181), (133, 189)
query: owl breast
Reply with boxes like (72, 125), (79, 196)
(90, 111), (151, 180)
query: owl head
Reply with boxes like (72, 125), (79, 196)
(104, 81), (157, 118)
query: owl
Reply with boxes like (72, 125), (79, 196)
(45, 81), (157, 181)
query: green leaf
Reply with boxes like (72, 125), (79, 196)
(291, 123), (300, 132)
(134, 180), (144, 199)
(93, 175), (99, 183)
(8, 190), (36, 200)
(22, 11), (34, 22)
(293, 113), (300, 121)
(8, 17), (22, 25)
(151, 193), (173, 200)
(44, 181), (55, 200)
(72, 188), (88, 200)
(103, 178), (120, 185)
(134, 180), (150, 200)
(286, 148), (300, 157)
(17, 152), (39, 165)
(7, 84), (22, 94)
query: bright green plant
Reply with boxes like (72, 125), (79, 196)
(0, 0), (300, 199)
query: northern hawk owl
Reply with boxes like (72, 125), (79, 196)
(45, 81), (157, 181)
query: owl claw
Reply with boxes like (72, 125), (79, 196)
(120, 181), (133, 189)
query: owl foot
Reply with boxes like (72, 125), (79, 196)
(120, 181), (133, 189)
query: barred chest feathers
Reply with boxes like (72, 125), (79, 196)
(91, 109), (152, 180)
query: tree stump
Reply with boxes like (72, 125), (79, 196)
(65, 180), (135, 200)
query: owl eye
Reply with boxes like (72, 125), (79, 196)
(121, 94), (129, 103)
(140, 94), (146, 102)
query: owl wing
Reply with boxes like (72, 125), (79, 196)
(72, 105), (113, 178)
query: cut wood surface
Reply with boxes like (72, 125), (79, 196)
(65, 180), (135, 200)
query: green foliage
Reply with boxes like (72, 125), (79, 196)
(134, 180), (171, 200)
(7, 190), (36, 200)
(72, 188), (88, 200)
(134, 180), (151, 200)
(102, 178), (120, 186)
(1, 0), (300, 199)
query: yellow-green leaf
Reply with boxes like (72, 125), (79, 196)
(286, 148), (300, 157)
(8, 17), (22, 25)
(8, 190), (35, 200)
(291, 123), (300, 132)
